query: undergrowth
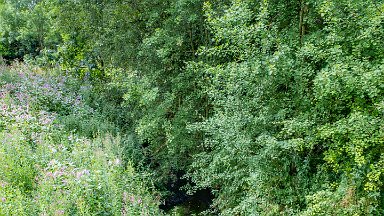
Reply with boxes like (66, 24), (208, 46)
(0, 62), (162, 215)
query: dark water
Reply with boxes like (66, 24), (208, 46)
(159, 172), (214, 215)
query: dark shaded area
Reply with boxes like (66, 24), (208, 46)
(159, 171), (214, 214)
(0, 56), (22, 65)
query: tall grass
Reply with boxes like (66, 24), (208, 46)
(0, 63), (162, 215)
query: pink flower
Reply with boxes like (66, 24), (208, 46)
(123, 192), (128, 203)
(62, 179), (68, 185)
(41, 117), (53, 125)
(76, 169), (90, 179)
(1, 197), (6, 202)
(0, 182), (7, 187)
(53, 171), (64, 178)
(55, 210), (65, 215)
(48, 160), (56, 167)
(46, 172), (53, 178)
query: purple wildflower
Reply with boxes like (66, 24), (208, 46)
(46, 172), (54, 178)
(55, 210), (65, 215)
(76, 169), (90, 179)
(53, 171), (64, 178)
(40, 116), (54, 125)
(0, 181), (7, 187)
(48, 159), (56, 167)
(62, 179), (68, 185)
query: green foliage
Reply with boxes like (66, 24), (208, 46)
(1, 0), (384, 215)
(0, 63), (162, 215)
(185, 0), (384, 214)
(0, 0), (59, 60)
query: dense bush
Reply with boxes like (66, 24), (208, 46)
(185, 1), (384, 214)
(0, 1), (59, 61)
(1, 0), (383, 215)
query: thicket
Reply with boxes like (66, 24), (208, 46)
(1, 0), (384, 215)
(0, 63), (162, 215)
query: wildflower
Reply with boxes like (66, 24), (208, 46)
(109, 158), (121, 166)
(55, 210), (65, 215)
(76, 169), (90, 179)
(62, 179), (68, 186)
(137, 198), (142, 204)
(48, 159), (57, 167)
(46, 172), (54, 178)
(18, 72), (25, 78)
(43, 83), (51, 89)
(76, 171), (82, 179)
(53, 171), (64, 178)
(41, 117), (53, 125)
(4, 83), (15, 91)
(1, 197), (6, 202)
(123, 191), (128, 203)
